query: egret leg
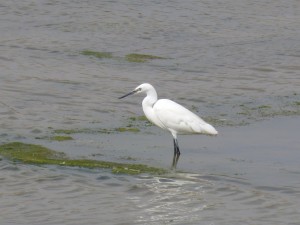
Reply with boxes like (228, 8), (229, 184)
(172, 138), (181, 169)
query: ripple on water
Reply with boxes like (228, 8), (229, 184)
(1, 0), (300, 224)
(0, 160), (300, 225)
(125, 173), (300, 225)
(129, 176), (209, 224)
(0, 161), (137, 225)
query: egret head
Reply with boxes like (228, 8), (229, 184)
(119, 83), (154, 99)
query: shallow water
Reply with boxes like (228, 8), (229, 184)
(1, 118), (300, 225)
(1, 0), (300, 135)
(1, 0), (300, 224)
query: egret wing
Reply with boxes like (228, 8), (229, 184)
(153, 99), (216, 134)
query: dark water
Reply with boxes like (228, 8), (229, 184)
(1, 0), (300, 224)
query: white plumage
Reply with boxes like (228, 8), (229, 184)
(152, 99), (218, 135)
(119, 83), (218, 169)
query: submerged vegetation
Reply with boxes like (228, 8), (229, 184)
(53, 127), (140, 135)
(115, 127), (140, 133)
(125, 53), (166, 63)
(78, 50), (300, 127)
(209, 98), (300, 127)
(0, 142), (167, 175)
(50, 136), (74, 141)
(54, 128), (112, 135)
(81, 50), (113, 59)
(35, 135), (74, 141)
(80, 50), (165, 63)
(52, 116), (152, 135)
(49, 98), (300, 135)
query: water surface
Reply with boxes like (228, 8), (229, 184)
(1, 0), (300, 224)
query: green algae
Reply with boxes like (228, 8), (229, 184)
(0, 142), (66, 164)
(54, 128), (88, 134)
(128, 115), (153, 128)
(125, 53), (165, 63)
(115, 127), (140, 133)
(238, 103), (299, 119)
(54, 126), (141, 135)
(0, 142), (166, 175)
(228, 100), (300, 126)
(294, 101), (300, 106)
(35, 135), (74, 141)
(81, 51), (166, 63)
(250, 67), (276, 72)
(129, 116), (148, 121)
(81, 50), (113, 59)
(50, 136), (73, 141)
(54, 128), (112, 135)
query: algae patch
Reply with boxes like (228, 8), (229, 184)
(0, 142), (66, 165)
(50, 136), (73, 141)
(128, 115), (153, 128)
(129, 115), (149, 122)
(0, 142), (166, 175)
(115, 127), (140, 133)
(53, 116), (152, 135)
(35, 135), (74, 142)
(125, 53), (165, 63)
(81, 50), (166, 63)
(294, 101), (300, 106)
(81, 50), (113, 59)
(54, 126), (140, 135)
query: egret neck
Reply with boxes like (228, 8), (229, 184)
(142, 86), (166, 130)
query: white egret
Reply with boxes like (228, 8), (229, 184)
(119, 83), (218, 169)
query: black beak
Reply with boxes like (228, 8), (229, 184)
(118, 90), (137, 99)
